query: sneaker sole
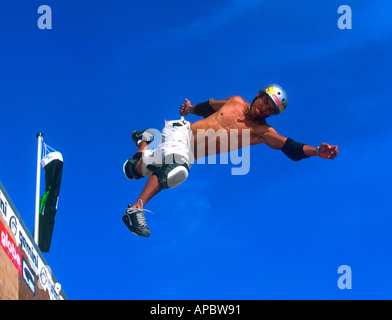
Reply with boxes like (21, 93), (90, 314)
(122, 213), (151, 237)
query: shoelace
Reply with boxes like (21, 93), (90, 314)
(126, 199), (152, 227)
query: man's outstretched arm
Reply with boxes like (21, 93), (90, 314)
(180, 98), (228, 118)
(262, 126), (339, 160)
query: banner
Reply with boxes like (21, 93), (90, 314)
(38, 151), (63, 253)
(1, 219), (22, 276)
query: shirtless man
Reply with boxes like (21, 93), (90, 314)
(122, 84), (339, 237)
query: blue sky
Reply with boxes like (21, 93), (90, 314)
(1, 0), (392, 299)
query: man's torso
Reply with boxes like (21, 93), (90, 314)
(190, 96), (270, 158)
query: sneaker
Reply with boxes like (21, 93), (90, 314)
(132, 129), (155, 147)
(122, 201), (151, 237)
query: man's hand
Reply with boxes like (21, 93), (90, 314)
(318, 143), (339, 160)
(179, 98), (192, 116)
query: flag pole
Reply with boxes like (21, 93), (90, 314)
(34, 133), (43, 245)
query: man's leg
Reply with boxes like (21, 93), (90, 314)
(123, 139), (165, 237)
(131, 141), (163, 207)
(131, 175), (162, 208)
(123, 120), (191, 237)
(122, 173), (162, 238)
(132, 141), (163, 207)
(134, 141), (148, 173)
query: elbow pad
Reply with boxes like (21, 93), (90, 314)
(281, 138), (310, 161)
(193, 98), (216, 118)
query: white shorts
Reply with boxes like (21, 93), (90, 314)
(141, 118), (193, 177)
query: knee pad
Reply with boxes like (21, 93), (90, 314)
(153, 160), (189, 189)
(123, 152), (143, 180)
